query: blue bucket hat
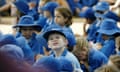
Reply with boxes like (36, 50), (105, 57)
(80, 8), (96, 20)
(93, 1), (109, 11)
(97, 19), (120, 35)
(14, 0), (29, 14)
(43, 26), (66, 41)
(13, 15), (41, 28)
(42, 2), (59, 17)
(43, 24), (76, 47)
(0, 34), (18, 47)
(0, 44), (24, 60)
(33, 56), (61, 72)
(57, 57), (74, 72)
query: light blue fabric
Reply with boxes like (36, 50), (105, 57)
(93, 1), (109, 11)
(57, 57), (74, 72)
(51, 49), (83, 72)
(34, 56), (61, 72)
(0, 44), (24, 60)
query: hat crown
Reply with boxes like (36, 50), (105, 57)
(100, 19), (117, 30)
(18, 15), (34, 24)
(94, 1), (109, 11)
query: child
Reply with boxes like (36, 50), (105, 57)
(43, 27), (83, 72)
(73, 36), (108, 72)
(54, 7), (76, 51)
(97, 19), (120, 58)
(80, 8), (97, 42)
(41, 2), (59, 32)
(13, 15), (44, 60)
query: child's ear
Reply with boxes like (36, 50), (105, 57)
(65, 39), (68, 46)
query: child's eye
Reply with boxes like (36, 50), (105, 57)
(49, 37), (54, 40)
(55, 36), (60, 39)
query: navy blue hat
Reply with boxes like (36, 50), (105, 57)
(93, 1), (109, 11)
(0, 44), (24, 60)
(13, 15), (41, 28)
(42, 2), (59, 17)
(34, 56), (61, 72)
(57, 57), (74, 72)
(97, 19), (120, 35)
(14, 0), (29, 14)
(0, 34), (18, 47)
(80, 8), (96, 20)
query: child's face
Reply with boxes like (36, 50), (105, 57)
(54, 10), (66, 26)
(75, 47), (88, 61)
(43, 10), (51, 18)
(48, 33), (68, 50)
(20, 26), (34, 39)
(102, 34), (109, 40)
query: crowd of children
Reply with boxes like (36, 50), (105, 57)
(0, 0), (120, 72)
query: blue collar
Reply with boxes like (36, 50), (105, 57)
(51, 49), (68, 57)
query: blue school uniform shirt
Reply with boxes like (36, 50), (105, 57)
(41, 18), (55, 32)
(16, 32), (44, 55)
(16, 36), (34, 64)
(86, 21), (98, 42)
(81, 48), (108, 72)
(50, 49), (83, 72)
(100, 37), (116, 58)
(27, 33), (44, 55)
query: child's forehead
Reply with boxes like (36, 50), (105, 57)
(49, 33), (64, 37)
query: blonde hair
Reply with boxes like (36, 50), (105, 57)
(95, 65), (120, 72)
(109, 55), (120, 70)
(73, 36), (89, 54)
(115, 36), (120, 51)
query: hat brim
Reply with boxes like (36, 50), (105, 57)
(97, 29), (120, 35)
(43, 30), (66, 41)
(13, 24), (41, 28)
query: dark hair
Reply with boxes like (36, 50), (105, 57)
(55, 7), (72, 27)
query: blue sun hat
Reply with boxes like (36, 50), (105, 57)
(13, 15), (41, 28)
(97, 19), (120, 35)
(14, 0), (29, 14)
(0, 34), (18, 47)
(42, 2), (59, 17)
(0, 44), (24, 60)
(33, 56), (61, 72)
(93, 1), (109, 11)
